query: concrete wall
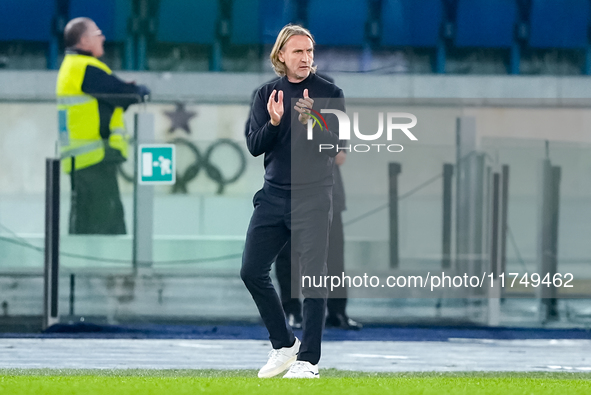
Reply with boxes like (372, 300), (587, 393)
(3, 71), (591, 103)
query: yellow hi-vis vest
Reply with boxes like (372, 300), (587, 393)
(56, 54), (129, 172)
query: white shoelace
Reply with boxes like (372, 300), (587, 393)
(289, 361), (308, 372)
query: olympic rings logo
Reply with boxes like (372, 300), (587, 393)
(171, 138), (247, 194)
(119, 138), (247, 194)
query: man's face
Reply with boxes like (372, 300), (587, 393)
(79, 21), (105, 58)
(278, 35), (314, 82)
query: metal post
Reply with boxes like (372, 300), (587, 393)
(124, 35), (136, 70)
(472, 154), (486, 279)
(136, 37), (147, 71)
(48, 37), (59, 70)
(136, 0), (148, 71)
(483, 166), (492, 278)
(50, 1), (67, 69)
(389, 162), (401, 269)
(70, 157), (76, 190)
(442, 163), (454, 268)
(455, 117), (477, 276)
(211, 40), (222, 72)
(500, 165), (509, 277)
(490, 172), (501, 278)
(69, 273), (75, 316)
(585, 45), (591, 75)
(44, 158), (60, 329)
(487, 169), (502, 325)
(550, 166), (561, 267)
(133, 113), (155, 274)
(510, 42), (520, 75)
(539, 159), (561, 321)
(548, 166), (561, 318)
(488, 165), (510, 325)
(360, 43), (373, 72)
(436, 40), (446, 74)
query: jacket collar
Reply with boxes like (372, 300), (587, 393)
(65, 47), (94, 57)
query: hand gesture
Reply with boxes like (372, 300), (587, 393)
(267, 90), (284, 126)
(295, 89), (314, 125)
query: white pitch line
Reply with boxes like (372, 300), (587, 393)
(348, 354), (409, 359)
(0, 339), (590, 372)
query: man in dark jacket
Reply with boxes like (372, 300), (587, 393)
(246, 71), (361, 332)
(240, 24), (344, 378)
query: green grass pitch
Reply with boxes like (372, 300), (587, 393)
(1, 369), (590, 394)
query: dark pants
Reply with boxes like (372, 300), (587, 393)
(276, 211), (347, 318)
(69, 160), (126, 235)
(241, 184), (332, 365)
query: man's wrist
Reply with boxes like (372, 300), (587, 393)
(270, 119), (280, 127)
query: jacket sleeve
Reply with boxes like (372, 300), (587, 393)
(81, 65), (144, 109)
(245, 87), (281, 157)
(244, 90), (254, 138)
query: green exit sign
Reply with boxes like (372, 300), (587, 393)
(139, 144), (176, 185)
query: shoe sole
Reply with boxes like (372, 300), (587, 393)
(257, 355), (297, 378)
(283, 373), (319, 379)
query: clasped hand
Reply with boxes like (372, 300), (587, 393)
(267, 89), (314, 126)
(294, 89), (314, 125)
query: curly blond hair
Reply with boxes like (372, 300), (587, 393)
(269, 24), (317, 77)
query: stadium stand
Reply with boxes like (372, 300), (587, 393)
(259, 0), (298, 45)
(0, 0), (57, 68)
(68, 0), (134, 69)
(156, 0), (220, 70)
(529, 0), (591, 49)
(0, 0), (55, 42)
(381, 0), (443, 47)
(156, 0), (219, 45)
(0, 0), (590, 74)
(68, 0), (132, 43)
(454, 0), (520, 73)
(380, 0), (444, 72)
(307, 0), (368, 46)
(455, 0), (517, 48)
(230, 0), (262, 45)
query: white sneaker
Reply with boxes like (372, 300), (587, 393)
(283, 361), (319, 378)
(257, 338), (300, 378)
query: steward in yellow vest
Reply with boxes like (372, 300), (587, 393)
(57, 17), (149, 234)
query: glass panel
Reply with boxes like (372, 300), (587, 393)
(1, 97), (590, 327)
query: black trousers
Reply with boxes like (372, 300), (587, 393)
(241, 183), (332, 365)
(69, 160), (126, 235)
(276, 211), (347, 318)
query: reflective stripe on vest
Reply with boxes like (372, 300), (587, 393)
(56, 95), (95, 106)
(60, 140), (104, 159)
